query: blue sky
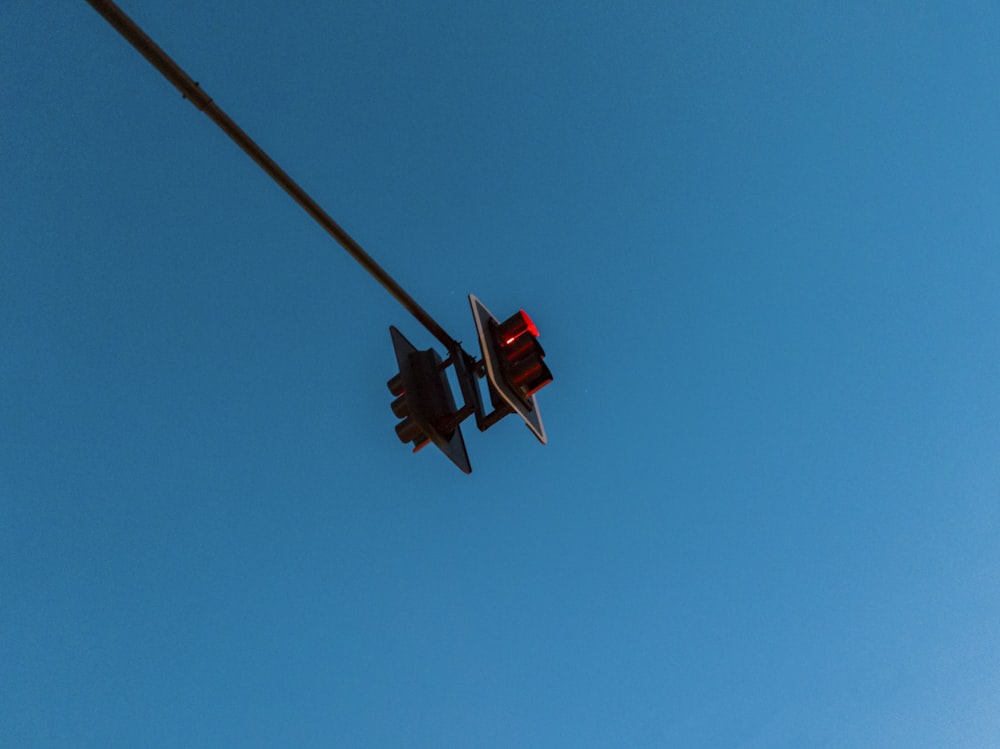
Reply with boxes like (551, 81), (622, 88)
(3, 1), (1000, 746)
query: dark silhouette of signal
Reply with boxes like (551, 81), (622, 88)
(387, 326), (471, 474)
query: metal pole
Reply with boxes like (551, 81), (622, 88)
(84, 0), (460, 352)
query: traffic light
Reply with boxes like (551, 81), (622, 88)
(387, 326), (471, 473)
(494, 310), (553, 399)
(469, 295), (552, 443)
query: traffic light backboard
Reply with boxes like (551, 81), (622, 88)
(469, 294), (550, 444)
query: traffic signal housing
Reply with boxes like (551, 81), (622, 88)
(387, 326), (471, 473)
(469, 295), (552, 444)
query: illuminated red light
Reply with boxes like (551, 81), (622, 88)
(521, 310), (539, 338)
(497, 310), (540, 346)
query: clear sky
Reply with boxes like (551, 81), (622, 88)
(3, 1), (1000, 747)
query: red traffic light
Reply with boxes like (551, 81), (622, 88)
(469, 295), (551, 444)
(495, 311), (552, 399)
(497, 310), (540, 345)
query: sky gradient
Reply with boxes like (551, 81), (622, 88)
(3, 1), (1000, 746)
